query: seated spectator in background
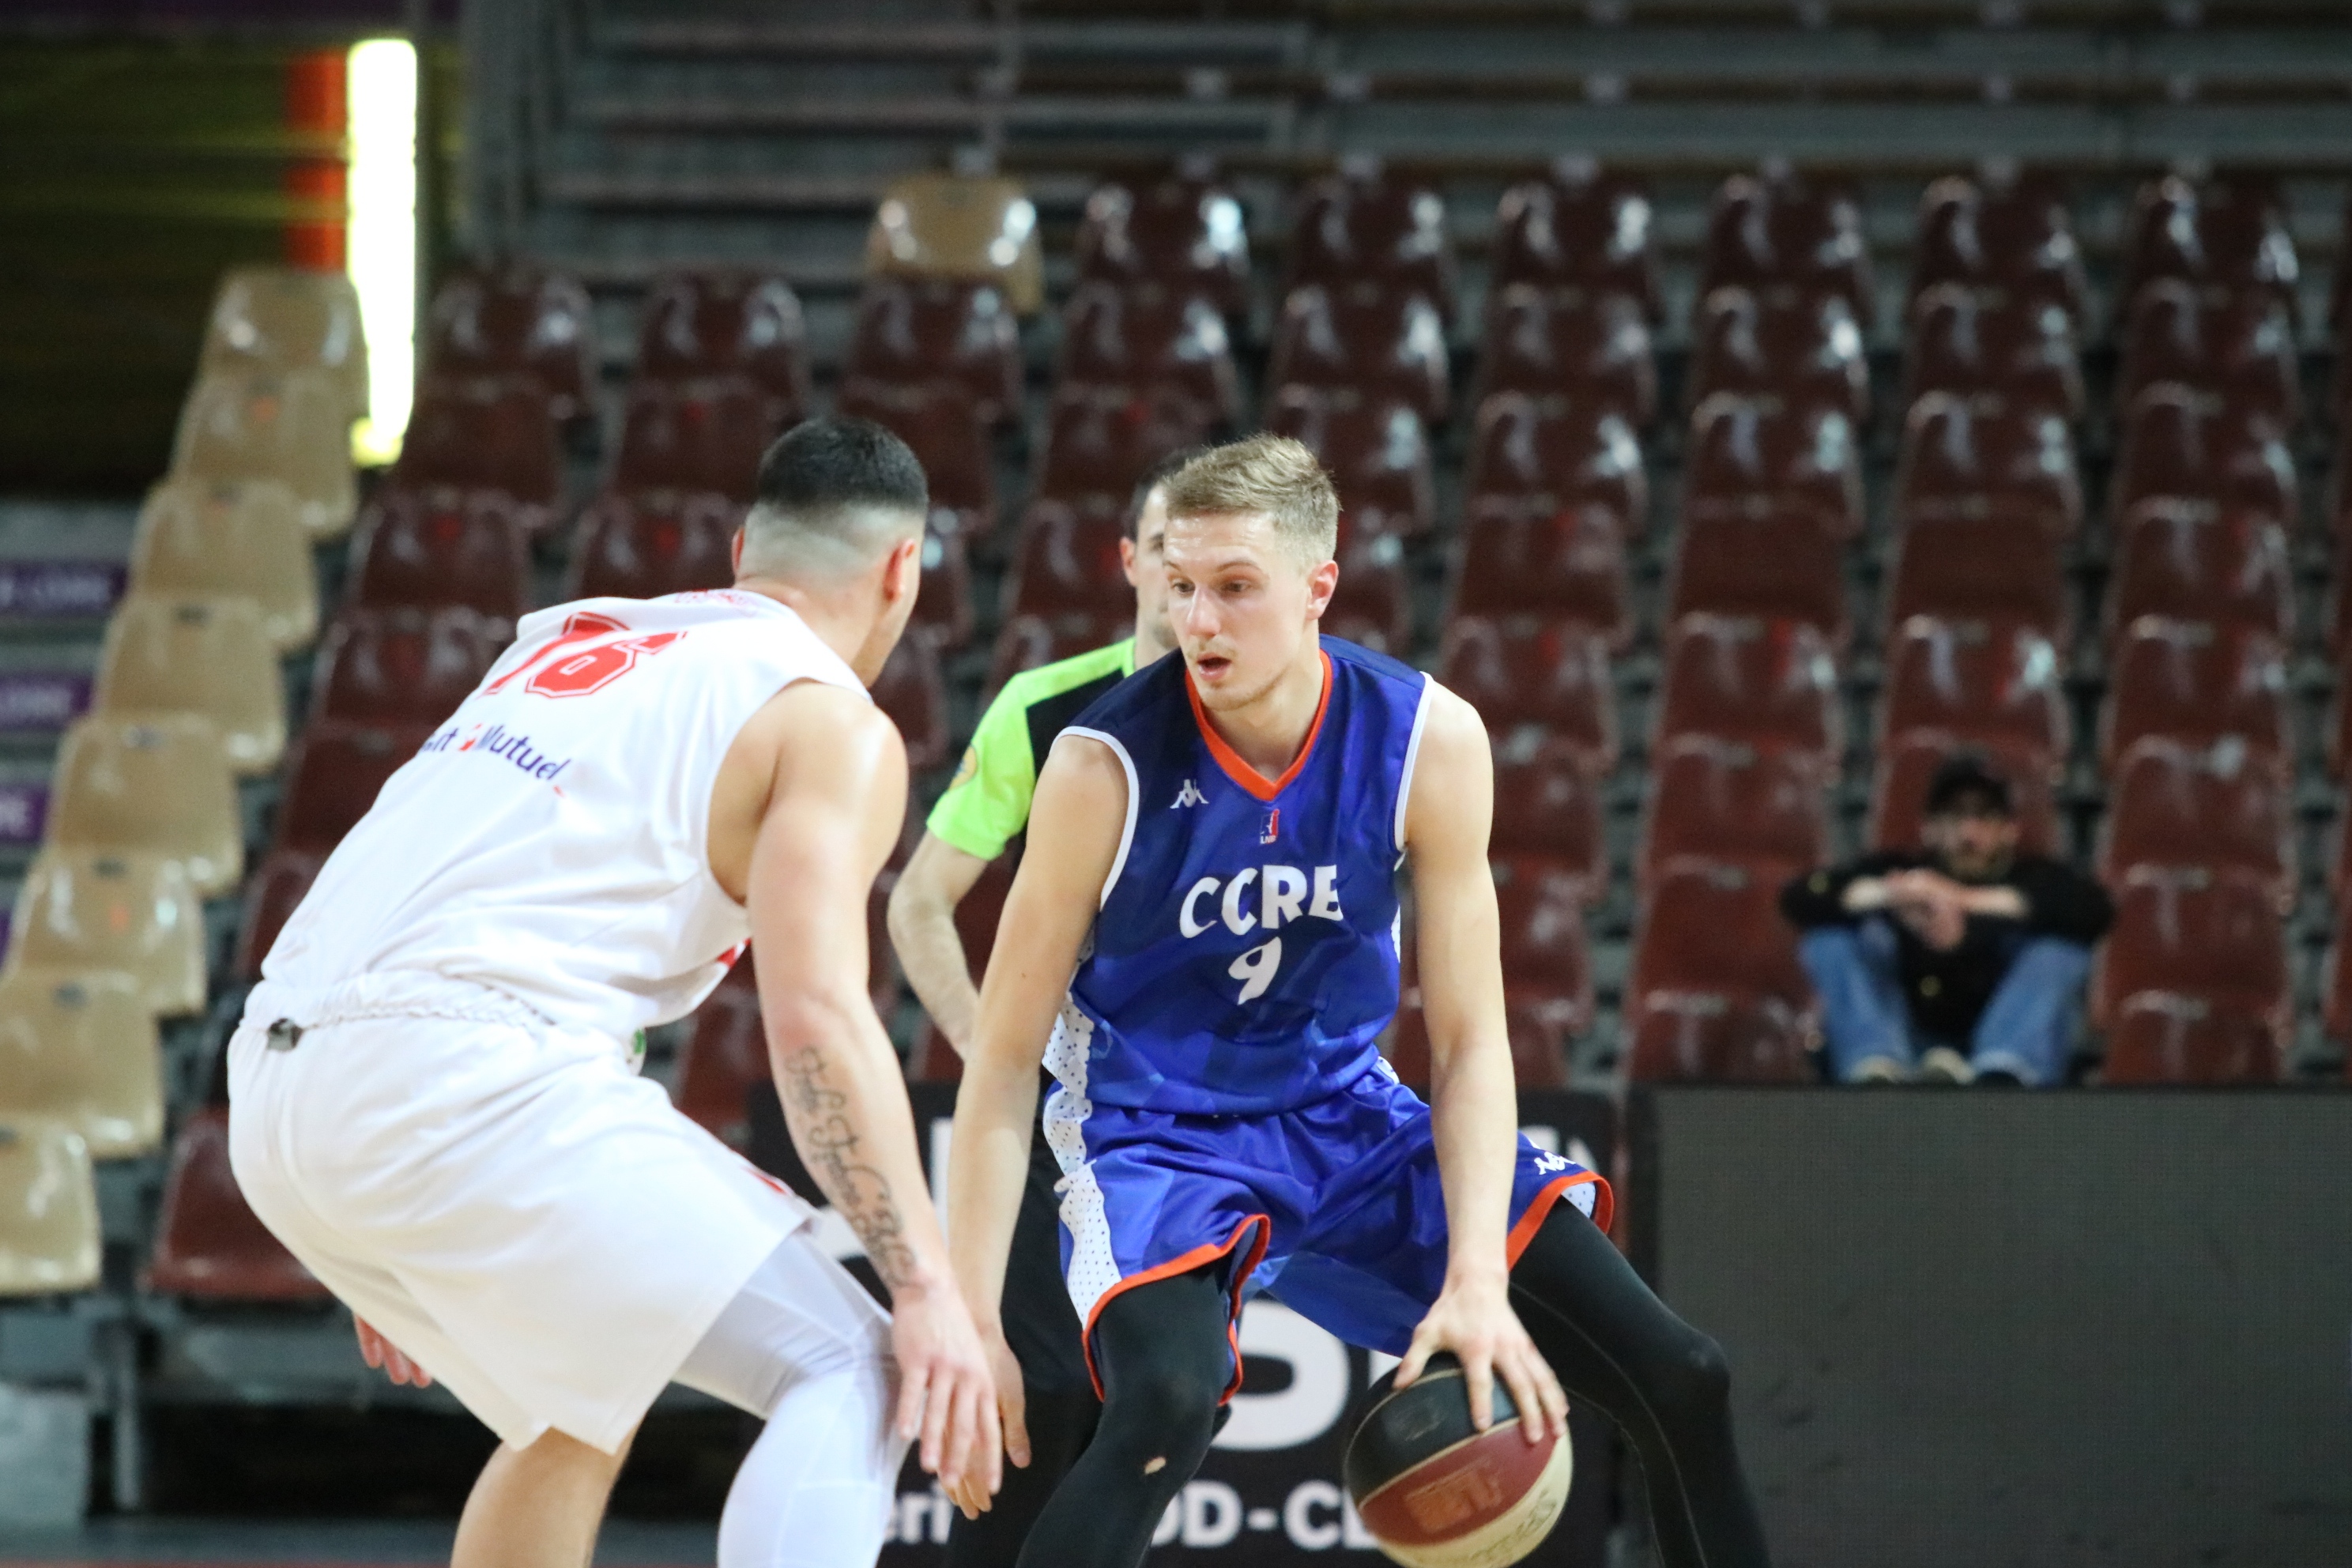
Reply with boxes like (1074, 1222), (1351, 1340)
(1781, 754), (2113, 1086)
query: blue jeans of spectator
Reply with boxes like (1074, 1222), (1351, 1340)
(1796, 917), (2091, 1085)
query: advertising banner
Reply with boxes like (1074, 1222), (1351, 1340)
(748, 1084), (1619, 1565)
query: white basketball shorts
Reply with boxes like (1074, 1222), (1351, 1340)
(227, 971), (815, 1454)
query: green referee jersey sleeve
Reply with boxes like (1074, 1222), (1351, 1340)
(925, 638), (1136, 861)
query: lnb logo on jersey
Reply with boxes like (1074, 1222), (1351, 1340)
(422, 721), (572, 782)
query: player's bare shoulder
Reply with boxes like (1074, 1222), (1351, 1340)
(708, 680), (908, 903)
(1400, 677), (1494, 856)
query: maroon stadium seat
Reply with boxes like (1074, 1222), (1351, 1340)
(905, 858), (1018, 1081)
(2110, 383), (2296, 526)
(1624, 858), (1813, 1082)
(2103, 991), (2282, 1085)
(842, 278), (1023, 430)
(1638, 735), (1830, 891)
(272, 719), (433, 855)
(1263, 387), (1434, 537)
(1685, 287), (1867, 423)
(1004, 503), (1130, 624)
(1668, 507), (1848, 646)
(145, 1107), (326, 1299)
(311, 605), (506, 727)
(1031, 384), (1211, 522)
(1056, 281), (1240, 428)
(1653, 613), (1841, 767)
(1324, 530), (1412, 655)
(1893, 392), (2080, 534)
(912, 527), (975, 651)
(983, 613), (1125, 710)
(1287, 171), (1456, 318)
(1698, 173), (1873, 326)
(2100, 617), (2288, 776)
(872, 633), (950, 772)
(1681, 394), (1862, 540)
(1073, 176), (1250, 319)
(1449, 497), (1632, 649)
(1903, 285), (2083, 421)
(1476, 286), (1656, 425)
(394, 374), (564, 535)
(613, 375), (785, 505)
(567, 488), (743, 601)
(1882, 514), (2069, 642)
(2116, 281), (2299, 428)
(2104, 501), (2292, 647)
(671, 961), (763, 1143)
(1435, 617), (1616, 773)
(2097, 737), (2294, 910)
(1491, 858), (1595, 1035)
(837, 379), (1000, 540)
(1266, 285), (1449, 424)
(2091, 863), (2288, 1036)
(345, 483), (533, 624)
(1866, 730), (2060, 856)
(233, 847), (323, 979)
(1908, 175), (2087, 323)
(1489, 735), (1608, 902)
(1461, 394), (1647, 532)
(2119, 175), (2300, 317)
(423, 262), (596, 422)
(635, 270), (812, 427)
(1490, 161), (1661, 318)
(1879, 616), (2068, 760)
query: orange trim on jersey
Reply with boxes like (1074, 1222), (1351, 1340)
(1506, 1172), (1615, 1268)
(1080, 1213), (1272, 1404)
(1184, 650), (1335, 803)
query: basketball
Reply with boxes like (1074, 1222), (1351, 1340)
(1343, 1353), (1575, 1568)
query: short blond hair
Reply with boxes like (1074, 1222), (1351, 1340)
(1159, 434), (1340, 564)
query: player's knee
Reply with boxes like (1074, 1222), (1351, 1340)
(1101, 1360), (1220, 1469)
(1643, 1329), (1732, 1423)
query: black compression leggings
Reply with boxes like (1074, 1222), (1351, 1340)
(1014, 1208), (1771, 1568)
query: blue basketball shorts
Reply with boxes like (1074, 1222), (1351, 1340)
(1042, 1060), (1613, 1399)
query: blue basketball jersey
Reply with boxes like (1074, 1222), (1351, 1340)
(1052, 637), (1432, 1115)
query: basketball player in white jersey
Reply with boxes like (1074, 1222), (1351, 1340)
(228, 419), (999, 1568)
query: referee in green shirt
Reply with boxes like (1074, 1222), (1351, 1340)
(888, 452), (1186, 1566)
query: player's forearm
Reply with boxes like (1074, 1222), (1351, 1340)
(767, 991), (953, 1298)
(1427, 1035), (1521, 1286)
(944, 1044), (1041, 1332)
(888, 875), (982, 1052)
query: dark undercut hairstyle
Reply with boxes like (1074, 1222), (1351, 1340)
(740, 417), (929, 580)
(1125, 446), (1206, 540)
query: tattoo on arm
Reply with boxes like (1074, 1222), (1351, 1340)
(778, 1045), (922, 1291)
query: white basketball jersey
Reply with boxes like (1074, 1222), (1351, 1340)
(263, 589), (866, 1040)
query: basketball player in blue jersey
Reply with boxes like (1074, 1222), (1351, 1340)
(944, 435), (1770, 1568)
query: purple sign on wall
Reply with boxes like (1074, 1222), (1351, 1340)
(0, 785), (47, 846)
(0, 673), (93, 733)
(0, 561), (126, 620)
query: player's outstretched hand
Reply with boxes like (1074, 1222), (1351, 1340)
(891, 1279), (1003, 1505)
(354, 1316), (433, 1387)
(947, 1325), (1031, 1520)
(1395, 1274), (1566, 1446)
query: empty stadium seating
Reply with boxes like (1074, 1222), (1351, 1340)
(1903, 286), (2083, 420)
(1491, 858), (1595, 1037)
(2116, 280), (2299, 427)
(866, 172), (1044, 315)
(2109, 383), (2296, 524)
(1623, 857), (1814, 1082)
(131, 477), (319, 653)
(1004, 503), (1130, 624)
(873, 632), (951, 772)
(171, 368), (356, 540)
(9, 850), (205, 1017)
(1055, 281), (1239, 428)
(2103, 990), (2282, 1085)
(1909, 174), (2087, 323)
(1031, 384), (1210, 525)
(2093, 864), (2289, 1044)
(1668, 509), (1848, 646)
(1436, 618), (1617, 774)
(915, 527), (976, 651)
(1449, 498), (1632, 649)
(567, 489), (742, 602)
(1462, 394), (1647, 530)
(345, 483), (534, 625)
(1490, 161), (1662, 319)
(1267, 285), (1450, 424)
(1287, 170), (1456, 319)
(2100, 618), (2290, 776)
(423, 262), (597, 422)
(1638, 736), (1831, 891)
(93, 594), (286, 775)
(2119, 175), (2300, 315)
(1489, 734), (1608, 903)
(393, 375), (565, 535)
(1477, 286), (1656, 425)
(2098, 737), (2294, 910)
(844, 278), (1023, 430)
(1699, 172), (1873, 326)
(636, 270), (812, 426)
(270, 720), (432, 856)
(1682, 394), (1863, 539)
(0, 1118), (100, 1295)
(1263, 388), (1434, 537)
(1894, 392), (2081, 533)
(1880, 616), (2069, 760)
(1654, 614), (1842, 767)
(1324, 531), (1412, 654)
(1883, 515), (2070, 641)
(199, 266), (369, 423)
(0, 967), (163, 1159)
(311, 607), (507, 728)
(47, 714), (243, 897)
(1685, 288), (1867, 422)
(2104, 502), (2292, 646)
(1073, 177), (1251, 318)
(145, 1107), (324, 1300)
(613, 376), (783, 506)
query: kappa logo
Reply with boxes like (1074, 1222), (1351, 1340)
(1171, 778), (1208, 808)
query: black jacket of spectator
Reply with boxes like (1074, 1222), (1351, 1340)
(1780, 851), (2115, 1043)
